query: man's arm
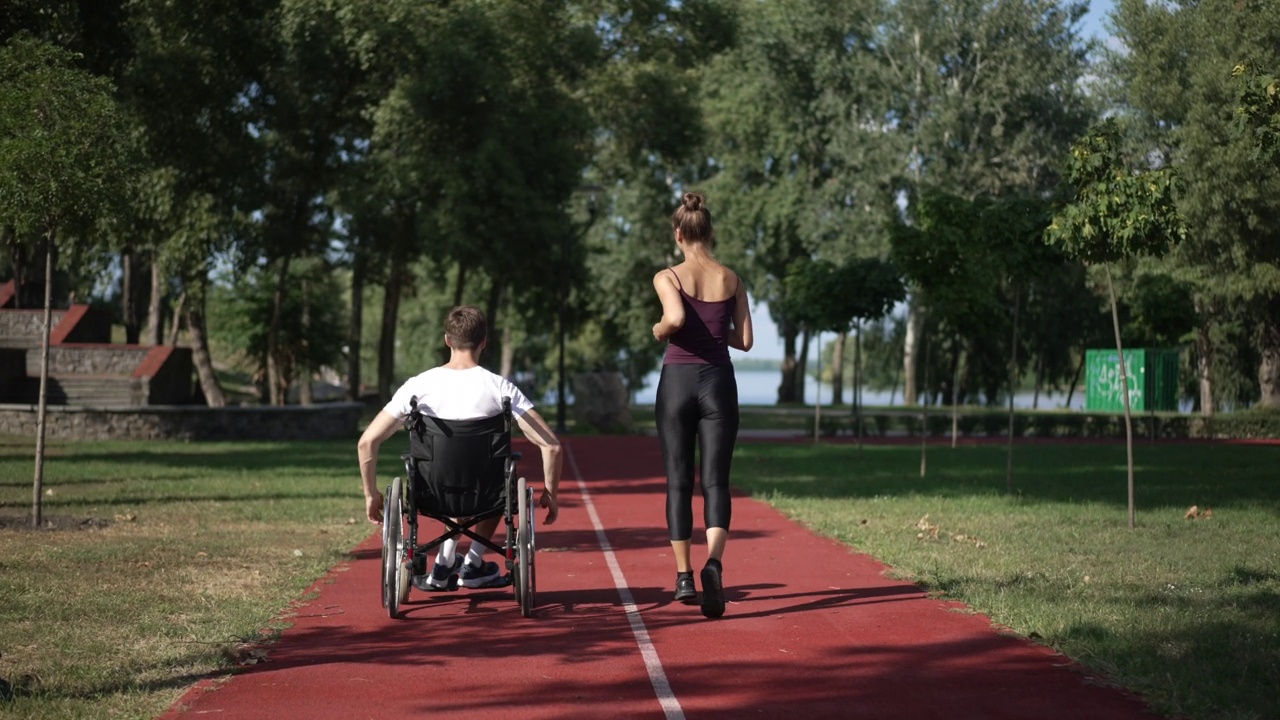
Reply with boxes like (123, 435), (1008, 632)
(514, 408), (562, 525)
(357, 410), (401, 524)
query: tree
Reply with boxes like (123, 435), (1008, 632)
(783, 256), (905, 443)
(977, 195), (1059, 491)
(114, 0), (278, 406)
(878, 0), (1096, 406)
(577, 0), (736, 401)
(891, 191), (1057, 480)
(207, 259), (346, 402)
(1233, 60), (1280, 165)
(703, 0), (890, 404)
(1046, 118), (1185, 528)
(1111, 0), (1280, 410)
(248, 0), (369, 405)
(0, 36), (136, 527)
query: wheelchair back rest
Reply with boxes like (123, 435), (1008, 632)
(404, 398), (512, 517)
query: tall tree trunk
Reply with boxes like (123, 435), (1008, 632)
(346, 251), (365, 402)
(830, 332), (846, 404)
(1064, 352), (1085, 409)
(888, 347), (901, 405)
(186, 282), (226, 407)
(145, 251), (163, 345)
(299, 277), (313, 406)
(1033, 355), (1043, 410)
(32, 230), (55, 528)
(902, 25), (926, 409)
(1006, 289), (1022, 493)
(266, 254), (292, 406)
(485, 281), (503, 371)
(777, 317), (800, 403)
(854, 323), (864, 453)
(1105, 264), (1137, 529)
(1193, 302), (1213, 416)
(796, 329), (812, 402)
(446, 260), (470, 366)
(378, 211), (416, 402)
(379, 208), (417, 399)
(500, 324), (515, 379)
(167, 290), (185, 346)
(919, 335), (930, 479)
(122, 249), (141, 344)
(3, 225), (22, 308)
(1257, 295), (1280, 409)
(951, 336), (962, 448)
(453, 262), (468, 309)
(903, 297), (924, 405)
(813, 332), (822, 442)
(378, 262), (404, 403)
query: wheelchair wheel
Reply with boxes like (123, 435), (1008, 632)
(516, 477), (536, 617)
(382, 476), (407, 619)
(397, 559), (412, 605)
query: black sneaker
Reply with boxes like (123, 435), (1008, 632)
(674, 572), (697, 603)
(415, 555), (463, 592)
(459, 559), (505, 588)
(699, 559), (725, 619)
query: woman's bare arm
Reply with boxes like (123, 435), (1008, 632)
(652, 269), (686, 340)
(728, 273), (754, 352)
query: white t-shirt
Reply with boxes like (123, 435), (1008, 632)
(383, 366), (535, 421)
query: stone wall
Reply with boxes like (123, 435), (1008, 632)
(25, 346), (151, 375)
(0, 310), (65, 346)
(0, 402), (366, 441)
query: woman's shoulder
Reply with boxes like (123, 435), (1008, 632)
(715, 264), (742, 291)
(653, 266), (681, 287)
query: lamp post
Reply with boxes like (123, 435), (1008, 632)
(555, 186), (601, 435)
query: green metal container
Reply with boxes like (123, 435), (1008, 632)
(1085, 348), (1180, 412)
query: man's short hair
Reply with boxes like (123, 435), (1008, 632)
(446, 305), (487, 350)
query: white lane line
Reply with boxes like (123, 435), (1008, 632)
(566, 444), (685, 720)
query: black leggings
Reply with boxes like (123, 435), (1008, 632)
(655, 363), (739, 541)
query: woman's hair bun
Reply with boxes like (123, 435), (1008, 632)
(682, 192), (704, 212)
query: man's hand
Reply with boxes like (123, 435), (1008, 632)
(539, 490), (559, 525)
(366, 492), (384, 524)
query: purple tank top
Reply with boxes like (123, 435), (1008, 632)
(663, 269), (736, 367)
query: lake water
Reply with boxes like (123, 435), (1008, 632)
(631, 369), (1088, 410)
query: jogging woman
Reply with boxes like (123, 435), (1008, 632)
(651, 191), (753, 619)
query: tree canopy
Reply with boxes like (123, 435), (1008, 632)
(2, 0), (1279, 417)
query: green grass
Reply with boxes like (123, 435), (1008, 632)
(0, 434), (375, 720)
(3, 433), (1278, 720)
(731, 440), (1280, 720)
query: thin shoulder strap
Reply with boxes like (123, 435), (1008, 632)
(666, 267), (684, 292)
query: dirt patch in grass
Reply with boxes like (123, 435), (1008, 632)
(0, 513), (111, 532)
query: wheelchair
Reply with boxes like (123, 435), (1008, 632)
(380, 397), (537, 619)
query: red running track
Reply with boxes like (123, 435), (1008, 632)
(159, 436), (1161, 720)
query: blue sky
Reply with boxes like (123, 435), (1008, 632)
(740, 0), (1115, 361)
(1080, 0), (1115, 42)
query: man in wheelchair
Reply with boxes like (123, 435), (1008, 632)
(358, 305), (562, 592)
